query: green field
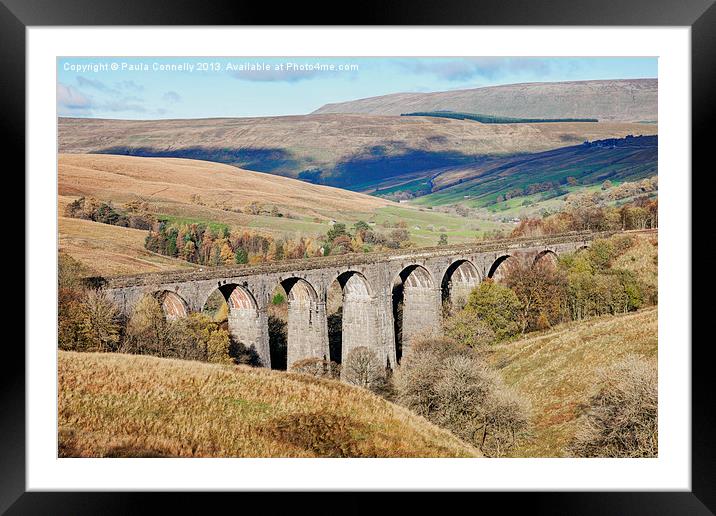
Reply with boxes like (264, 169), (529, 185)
(157, 204), (509, 247)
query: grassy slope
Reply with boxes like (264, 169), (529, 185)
(58, 115), (657, 190)
(58, 154), (512, 271)
(58, 215), (198, 276)
(410, 137), (657, 210)
(58, 153), (393, 219)
(58, 351), (480, 458)
(488, 308), (657, 457)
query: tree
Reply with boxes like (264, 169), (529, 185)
(502, 258), (568, 333)
(268, 240), (285, 261)
(58, 254), (91, 351)
(353, 220), (371, 235)
(438, 233), (448, 246)
(123, 294), (173, 357)
(219, 242), (235, 265)
(78, 289), (120, 352)
(343, 346), (386, 393)
(465, 280), (523, 341)
(235, 247), (248, 264)
(326, 223), (348, 242)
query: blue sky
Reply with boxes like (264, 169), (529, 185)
(57, 57), (657, 119)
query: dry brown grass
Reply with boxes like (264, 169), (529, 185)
(487, 307), (657, 457)
(58, 215), (198, 276)
(58, 351), (481, 458)
(612, 234), (658, 298)
(58, 153), (393, 218)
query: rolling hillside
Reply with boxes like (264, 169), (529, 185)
(313, 79), (658, 122)
(58, 115), (656, 191)
(58, 153), (393, 219)
(402, 135), (657, 209)
(58, 351), (481, 458)
(488, 307), (658, 457)
(59, 215), (199, 276)
(58, 154), (510, 271)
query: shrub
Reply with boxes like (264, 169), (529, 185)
(394, 337), (530, 457)
(569, 355), (657, 457)
(465, 280), (523, 341)
(442, 310), (495, 348)
(175, 313), (233, 364)
(290, 358), (341, 380)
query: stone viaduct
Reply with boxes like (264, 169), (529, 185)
(99, 230), (638, 371)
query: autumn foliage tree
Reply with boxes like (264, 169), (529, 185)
(464, 280), (523, 341)
(502, 256), (569, 332)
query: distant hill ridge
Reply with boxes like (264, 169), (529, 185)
(313, 79), (657, 122)
(58, 114), (657, 191)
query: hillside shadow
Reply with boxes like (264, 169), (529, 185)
(93, 145), (302, 174)
(92, 145), (487, 191)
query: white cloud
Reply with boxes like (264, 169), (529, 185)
(396, 57), (552, 82)
(162, 91), (182, 103)
(230, 68), (325, 83)
(57, 82), (93, 116)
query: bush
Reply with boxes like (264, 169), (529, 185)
(175, 313), (233, 364)
(122, 298), (234, 363)
(394, 337), (530, 457)
(442, 310), (495, 348)
(569, 355), (657, 457)
(290, 358), (341, 380)
(465, 280), (523, 341)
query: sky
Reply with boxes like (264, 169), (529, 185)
(57, 57), (657, 119)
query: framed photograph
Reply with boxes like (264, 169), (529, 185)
(8, 0), (712, 512)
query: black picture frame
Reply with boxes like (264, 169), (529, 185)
(5, 0), (711, 513)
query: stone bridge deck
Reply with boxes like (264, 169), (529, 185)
(101, 229), (656, 372)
